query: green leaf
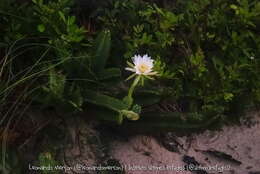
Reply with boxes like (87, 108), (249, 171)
(67, 16), (76, 26)
(44, 69), (66, 99)
(131, 104), (141, 114)
(92, 30), (111, 73)
(58, 11), (66, 22)
(37, 24), (45, 32)
(38, 152), (59, 174)
(224, 93), (234, 102)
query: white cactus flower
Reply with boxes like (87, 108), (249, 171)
(250, 56), (255, 60)
(125, 54), (157, 76)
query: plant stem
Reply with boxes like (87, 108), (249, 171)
(128, 75), (141, 99)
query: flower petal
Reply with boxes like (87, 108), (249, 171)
(146, 71), (157, 75)
(125, 73), (136, 81)
(125, 67), (136, 72)
(127, 61), (135, 68)
(127, 54), (156, 76)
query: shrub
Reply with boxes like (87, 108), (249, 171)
(0, 0), (260, 171)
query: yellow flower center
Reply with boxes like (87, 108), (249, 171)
(138, 64), (149, 73)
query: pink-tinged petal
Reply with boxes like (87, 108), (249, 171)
(132, 55), (141, 65)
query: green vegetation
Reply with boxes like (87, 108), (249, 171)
(0, 0), (259, 173)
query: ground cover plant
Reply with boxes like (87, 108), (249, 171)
(0, 0), (260, 173)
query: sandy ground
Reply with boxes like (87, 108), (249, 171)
(60, 111), (260, 174)
(110, 111), (260, 174)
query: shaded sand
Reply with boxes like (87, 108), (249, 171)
(61, 111), (260, 174)
(110, 111), (260, 174)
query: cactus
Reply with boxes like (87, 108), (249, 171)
(121, 112), (221, 132)
(92, 30), (111, 73)
(84, 90), (128, 112)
